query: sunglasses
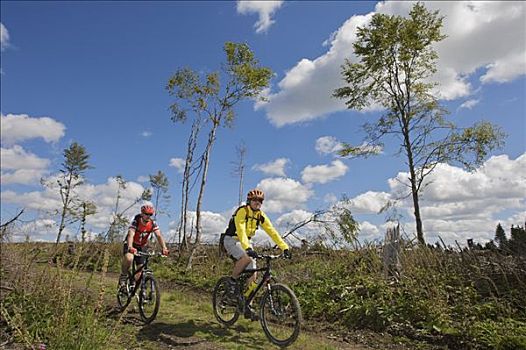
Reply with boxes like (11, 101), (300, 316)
(252, 199), (264, 204)
(143, 213), (153, 217)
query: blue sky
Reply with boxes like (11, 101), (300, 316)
(1, 1), (525, 246)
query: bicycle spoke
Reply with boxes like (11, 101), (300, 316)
(260, 284), (302, 347)
(138, 275), (160, 324)
(212, 276), (239, 326)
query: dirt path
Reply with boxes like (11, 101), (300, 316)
(107, 278), (377, 350)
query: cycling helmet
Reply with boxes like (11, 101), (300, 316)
(247, 189), (264, 202)
(141, 204), (155, 215)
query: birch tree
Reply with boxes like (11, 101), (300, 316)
(333, 3), (505, 244)
(167, 42), (272, 268)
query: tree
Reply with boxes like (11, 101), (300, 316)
(333, 3), (505, 244)
(55, 142), (92, 244)
(149, 170), (170, 220)
(106, 175), (152, 242)
(231, 141), (247, 206)
(509, 223), (526, 256)
(167, 42), (272, 268)
(495, 223), (507, 249)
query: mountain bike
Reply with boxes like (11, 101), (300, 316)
(212, 253), (302, 347)
(116, 251), (162, 324)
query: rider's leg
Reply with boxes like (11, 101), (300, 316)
(121, 252), (133, 275)
(232, 254), (252, 278)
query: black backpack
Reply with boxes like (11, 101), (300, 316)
(219, 205), (264, 256)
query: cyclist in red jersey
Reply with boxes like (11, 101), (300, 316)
(119, 203), (169, 287)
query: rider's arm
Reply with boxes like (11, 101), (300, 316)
(153, 228), (168, 252)
(126, 228), (135, 250)
(260, 211), (289, 251)
(234, 209), (252, 250)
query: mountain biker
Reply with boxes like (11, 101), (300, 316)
(221, 189), (291, 321)
(119, 203), (169, 287)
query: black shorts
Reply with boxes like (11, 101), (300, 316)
(123, 243), (148, 265)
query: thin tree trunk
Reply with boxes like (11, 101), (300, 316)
(186, 124), (217, 271)
(402, 119), (425, 245)
(56, 174), (73, 245)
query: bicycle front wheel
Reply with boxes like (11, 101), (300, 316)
(212, 276), (239, 326)
(138, 274), (160, 324)
(116, 282), (131, 312)
(260, 283), (302, 347)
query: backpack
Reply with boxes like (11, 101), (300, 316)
(219, 205), (264, 256)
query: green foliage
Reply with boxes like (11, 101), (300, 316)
(1, 243), (117, 349)
(62, 142), (92, 177)
(333, 2), (506, 245)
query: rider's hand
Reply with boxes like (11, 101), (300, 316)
(245, 248), (258, 259)
(128, 247), (137, 254)
(283, 249), (292, 259)
(162, 248), (169, 256)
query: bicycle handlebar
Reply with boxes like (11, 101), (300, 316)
(134, 251), (166, 258)
(255, 253), (286, 260)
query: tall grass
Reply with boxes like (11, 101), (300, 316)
(158, 243), (526, 349)
(0, 243), (120, 349)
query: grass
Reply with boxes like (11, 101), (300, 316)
(2, 241), (525, 349)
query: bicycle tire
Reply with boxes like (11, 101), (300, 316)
(116, 282), (131, 311)
(138, 274), (160, 324)
(259, 283), (302, 347)
(212, 276), (240, 326)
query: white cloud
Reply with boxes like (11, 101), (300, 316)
(136, 175), (149, 183)
(1, 145), (51, 185)
(236, 0), (284, 33)
(168, 210), (228, 244)
(301, 160), (348, 184)
(349, 191), (392, 214)
(256, 177), (313, 213)
(1, 113), (66, 145)
(252, 158), (289, 177)
(257, 1), (526, 126)
(351, 153), (526, 244)
(1, 176), (148, 233)
(459, 99), (480, 109)
(169, 158), (185, 173)
(315, 136), (344, 155)
(141, 131), (152, 137)
(0, 23), (9, 51)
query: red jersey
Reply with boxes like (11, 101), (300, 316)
(129, 214), (159, 247)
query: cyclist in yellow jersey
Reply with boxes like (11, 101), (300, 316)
(222, 189), (291, 320)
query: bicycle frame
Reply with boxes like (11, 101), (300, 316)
(238, 254), (281, 306)
(128, 251), (154, 296)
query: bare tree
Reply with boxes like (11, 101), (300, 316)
(231, 141), (247, 206)
(167, 42), (272, 269)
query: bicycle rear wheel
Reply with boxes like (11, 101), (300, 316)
(260, 283), (302, 347)
(138, 274), (160, 324)
(212, 276), (239, 326)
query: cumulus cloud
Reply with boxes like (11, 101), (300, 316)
(351, 153), (526, 244)
(0, 23), (9, 51)
(1, 145), (51, 185)
(256, 177), (313, 213)
(236, 0), (284, 33)
(1, 176), (149, 234)
(169, 158), (185, 173)
(253, 158), (289, 177)
(348, 191), (392, 214)
(301, 160), (348, 184)
(257, 1), (526, 126)
(168, 210), (228, 243)
(315, 136), (344, 155)
(1, 113), (66, 145)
